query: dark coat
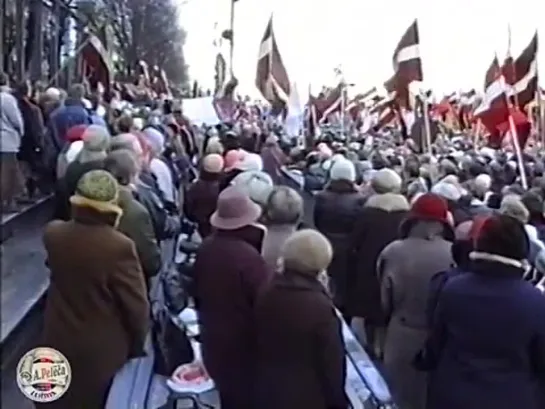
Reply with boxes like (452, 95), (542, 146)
(193, 228), (272, 407)
(345, 192), (410, 322)
(16, 95), (45, 166)
(423, 257), (545, 409)
(53, 159), (105, 220)
(314, 180), (365, 309)
(39, 207), (150, 409)
(260, 144), (285, 184)
(254, 270), (348, 409)
(184, 172), (221, 238)
(117, 187), (161, 284)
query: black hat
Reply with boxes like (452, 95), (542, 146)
(473, 215), (529, 263)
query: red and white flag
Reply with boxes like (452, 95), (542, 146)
(385, 19), (423, 108)
(81, 34), (113, 92)
(512, 32), (538, 110)
(474, 57), (510, 145)
(255, 16), (291, 115)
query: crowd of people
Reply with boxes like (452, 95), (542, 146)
(1, 70), (545, 409)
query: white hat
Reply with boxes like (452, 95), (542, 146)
(231, 170), (274, 206)
(235, 153), (263, 172)
(329, 159), (356, 182)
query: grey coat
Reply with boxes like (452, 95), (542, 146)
(261, 224), (297, 271)
(378, 223), (453, 409)
(0, 89), (24, 153)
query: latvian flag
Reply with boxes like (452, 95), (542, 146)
(385, 19), (423, 108)
(474, 57), (511, 147)
(255, 16), (291, 116)
(512, 32), (538, 110)
(317, 83), (343, 124)
(81, 34), (113, 93)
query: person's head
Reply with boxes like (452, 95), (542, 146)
(521, 191), (544, 223)
(329, 158), (356, 184)
(68, 83), (86, 101)
(499, 195), (530, 224)
(70, 170), (123, 227)
(142, 127), (165, 157)
(201, 153), (224, 175)
(400, 193), (454, 240)
(431, 181), (463, 203)
(205, 136), (224, 155)
(281, 229), (333, 276)
(264, 186), (303, 226)
(0, 72), (9, 88)
(230, 170), (274, 208)
(210, 186), (262, 231)
(116, 114), (134, 134)
(78, 125), (110, 164)
(470, 214), (530, 269)
(104, 149), (139, 186)
(371, 168), (402, 194)
(15, 80), (32, 98)
(224, 149), (244, 171)
(234, 152), (263, 172)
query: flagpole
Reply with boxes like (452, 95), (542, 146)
(421, 93), (433, 156)
(229, 0), (236, 77)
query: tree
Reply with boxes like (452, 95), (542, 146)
(102, 0), (189, 88)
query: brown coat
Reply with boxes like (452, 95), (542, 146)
(39, 208), (150, 409)
(254, 271), (348, 409)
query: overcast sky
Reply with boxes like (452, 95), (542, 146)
(179, 0), (544, 98)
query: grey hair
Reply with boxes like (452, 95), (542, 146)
(68, 83), (86, 100)
(499, 195), (529, 224)
(103, 149), (139, 186)
(205, 137), (224, 155)
(110, 133), (143, 156)
(281, 229), (332, 275)
(265, 186), (303, 225)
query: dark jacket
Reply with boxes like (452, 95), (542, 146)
(184, 171), (221, 238)
(345, 192), (410, 322)
(16, 94), (45, 166)
(135, 170), (180, 241)
(314, 180), (365, 309)
(422, 257), (545, 409)
(53, 159), (105, 220)
(193, 228), (272, 407)
(117, 187), (161, 284)
(254, 270), (348, 409)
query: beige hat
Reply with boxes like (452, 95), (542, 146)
(281, 229), (333, 275)
(202, 154), (224, 173)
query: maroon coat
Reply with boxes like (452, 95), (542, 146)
(193, 228), (272, 407)
(254, 270), (348, 409)
(184, 172), (221, 238)
(346, 193), (410, 323)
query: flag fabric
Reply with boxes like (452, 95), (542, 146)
(345, 87), (380, 120)
(385, 19), (423, 108)
(512, 32), (539, 110)
(255, 16), (291, 115)
(81, 34), (113, 92)
(474, 57), (510, 142)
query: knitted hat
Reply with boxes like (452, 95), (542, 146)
(231, 170), (274, 207)
(400, 193), (453, 239)
(371, 168), (402, 194)
(70, 170), (123, 218)
(202, 154), (224, 174)
(471, 214), (529, 266)
(329, 159), (356, 182)
(78, 125), (110, 164)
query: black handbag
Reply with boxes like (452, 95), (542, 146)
(152, 308), (195, 376)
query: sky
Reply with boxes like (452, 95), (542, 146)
(178, 0), (545, 98)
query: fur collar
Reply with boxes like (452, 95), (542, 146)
(469, 251), (524, 269)
(365, 192), (410, 212)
